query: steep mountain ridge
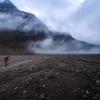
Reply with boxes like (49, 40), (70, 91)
(0, 0), (18, 12)
(0, 0), (49, 35)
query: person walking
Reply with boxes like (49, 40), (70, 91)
(4, 56), (10, 67)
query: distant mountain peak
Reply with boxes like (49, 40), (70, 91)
(0, 0), (11, 3)
(0, 0), (18, 12)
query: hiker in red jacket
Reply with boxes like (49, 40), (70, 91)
(4, 56), (10, 67)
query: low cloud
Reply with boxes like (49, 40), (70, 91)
(0, 14), (25, 30)
(11, 0), (100, 45)
(28, 37), (100, 54)
(0, 12), (48, 32)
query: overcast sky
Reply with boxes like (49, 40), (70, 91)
(9, 0), (100, 45)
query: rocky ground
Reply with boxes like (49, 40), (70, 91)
(0, 55), (100, 100)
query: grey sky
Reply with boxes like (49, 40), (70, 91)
(9, 0), (100, 45)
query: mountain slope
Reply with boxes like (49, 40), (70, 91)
(0, 0), (49, 42)
(0, 0), (99, 54)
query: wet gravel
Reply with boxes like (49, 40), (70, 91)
(0, 54), (100, 100)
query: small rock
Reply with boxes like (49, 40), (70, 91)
(86, 90), (89, 95)
(23, 90), (27, 94)
(41, 84), (46, 88)
(15, 87), (18, 90)
(38, 93), (48, 100)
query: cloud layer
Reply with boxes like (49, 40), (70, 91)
(10, 0), (100, 45)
